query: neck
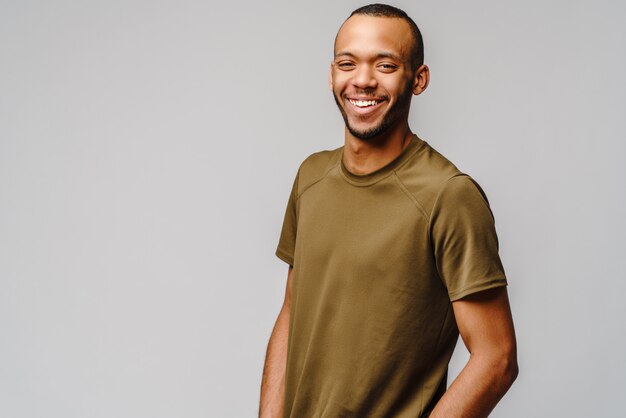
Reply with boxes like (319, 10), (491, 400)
(342, 121), (414, 176)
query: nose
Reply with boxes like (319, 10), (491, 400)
(352, 64), (378, 90)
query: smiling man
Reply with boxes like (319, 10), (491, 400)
(260, 4), (518, 418)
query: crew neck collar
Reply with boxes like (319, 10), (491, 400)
(338, 134), (425, 186)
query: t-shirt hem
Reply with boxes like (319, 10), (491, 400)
(448, 277), (508, 301)
(275, 248), (294, 266)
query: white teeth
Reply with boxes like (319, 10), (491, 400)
(350, 99), (379, 107)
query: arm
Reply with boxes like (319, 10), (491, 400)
(429, 287), (519, 418)
(259, 265), (293, 418)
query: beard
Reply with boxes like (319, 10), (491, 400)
(333, 81), (413, 140)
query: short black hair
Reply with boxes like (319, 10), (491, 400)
(338, 3), (424, 70)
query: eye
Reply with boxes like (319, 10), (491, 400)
(378, 63), (398, 72)
(336, 61), (355, 70)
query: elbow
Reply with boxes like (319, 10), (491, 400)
(505, 355), (519, 387)
(475, 345), (518, 393)
(496, 349), (519, 390)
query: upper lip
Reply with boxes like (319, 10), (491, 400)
(347, 97), (384, 101)
(348, 96), (383, 102)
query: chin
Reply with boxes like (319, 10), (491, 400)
(347, 123), (387, 140)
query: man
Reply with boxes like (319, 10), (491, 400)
(260, 4), (518, 418)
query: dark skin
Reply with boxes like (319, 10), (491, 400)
(330, 14), (429, 176)
(430, 287), (519, 417)
(260, 14), (518, 418)
(259, 266), (293, 418)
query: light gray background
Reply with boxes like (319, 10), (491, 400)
(1, 0), (624, 417)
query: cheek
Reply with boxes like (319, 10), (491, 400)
(383, 77), (411, 98)
(331, 74), (348, 91)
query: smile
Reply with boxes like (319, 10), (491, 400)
(348, 99), (382, 108)
(346, 97), (385, 116)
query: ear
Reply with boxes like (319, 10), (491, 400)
(329, 62), (334, 92)
(412, 64), (430, 96)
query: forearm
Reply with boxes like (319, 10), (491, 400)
(429, 352), (518, 418)
(259, 305), (290, 418)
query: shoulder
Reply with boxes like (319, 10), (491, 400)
(395, 139), (484, 217)
(293, 145), (342, 199)
(435, 174), (492, 208)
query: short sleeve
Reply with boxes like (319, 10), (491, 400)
(429, 174), (508, 301)
(275, 169), (299, 266)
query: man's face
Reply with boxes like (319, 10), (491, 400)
(330, 15), (417, 140)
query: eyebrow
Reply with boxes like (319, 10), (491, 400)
(334, 51), (403, 61)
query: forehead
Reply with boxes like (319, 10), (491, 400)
(334, 15), (413, 59)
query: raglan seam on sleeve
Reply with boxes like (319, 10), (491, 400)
(296, 151), (337, 201)
(391, 172), (429, 220)
(426, 173), (470, 237)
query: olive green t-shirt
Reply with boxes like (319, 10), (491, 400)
(275, 134), (508, 418)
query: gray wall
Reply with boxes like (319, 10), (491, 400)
(1, 0), (624, 417)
